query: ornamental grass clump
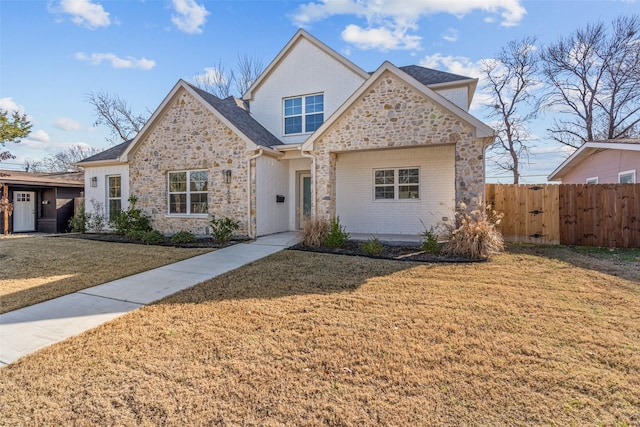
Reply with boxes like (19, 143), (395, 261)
(442, 203), (504, 260)
(301, 217), (328, 247)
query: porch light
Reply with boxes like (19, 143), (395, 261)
(223, 170), (232, 184)
(90, 177), (97, 187)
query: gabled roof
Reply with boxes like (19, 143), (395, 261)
(0, 170), (84, 187)
(76, 140), (132, 165)
(243, 29), (369, 101)
(120, 80), (282, 161)
(188, 84), (282, 147)
(301, 61), (494, 151)
(548, 139), (640, 181)
(399, 65), (478, 109)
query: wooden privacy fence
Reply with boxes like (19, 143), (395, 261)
(486, 184), (640, 248)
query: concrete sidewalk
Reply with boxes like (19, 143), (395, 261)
(0, 232), (300, 367)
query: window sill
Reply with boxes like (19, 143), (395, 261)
(166, 214), (209, 218)
(373, 198), (421, 202)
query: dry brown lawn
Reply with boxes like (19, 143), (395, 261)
(1, 245), (639, 426)
(0, 234), (211, 314)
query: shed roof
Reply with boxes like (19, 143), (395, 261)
(0, 170), (84, 187)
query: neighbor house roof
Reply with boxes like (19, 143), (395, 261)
(0, 170), (84, 187)
(548, 139), (640, 181)
(188, 84), (283, 147)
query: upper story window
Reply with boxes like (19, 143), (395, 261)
(619, 169), (636, 184)
(168, 170), (208, 215)
(284, 94), (324, 135)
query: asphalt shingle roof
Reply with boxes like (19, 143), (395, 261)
(78, 140), (132, 163)
(188, 84), (283, 147)
(399, 65), (472, 86)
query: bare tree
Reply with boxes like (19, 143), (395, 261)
(193, 59), (234, 98)
(234, 53), (264, 96)
(25, 144), (102, 172)
(541, 15), (640, 148)
(482, 37), (539, 184)
(86, 91), (149, 145)
(193, 53), (264, 98)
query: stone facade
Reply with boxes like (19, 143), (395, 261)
(129, 88), (251, 236)
(309, 70), (490, 219)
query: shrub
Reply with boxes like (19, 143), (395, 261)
(125, 229), (146, 241)
(421, 226), (440, 254)
(110, 196), (152, 236)
(141, 230), (165, 245)
(442, 203), (504, 260)
(210, 214), (239, 242)
(324, 217), (349, 248)
(87, 199), (106, 233)
(361, 237), (383, 256)
(68, 204), (88, 233)
(171, 230), (196, 244)
(301, 217), (328, 247)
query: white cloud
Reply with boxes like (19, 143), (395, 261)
(51, 0), (111, 29)
(29, 130), (50, 142)
(0, 97), (24, 114)
(54, 117), (83, 131)
(75, 52), (156, 70)
(171, 0), (209, 34)
(442, 28), (458, 42)
(342, 24), (421, 51)
(292, 0), (526, 51)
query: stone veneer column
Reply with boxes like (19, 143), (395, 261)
(455, 137), (491, 210)
(314, 148), (336, 221)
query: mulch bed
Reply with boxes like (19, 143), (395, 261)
(289, 240), (484, 263)
(54, 233), (244, 249)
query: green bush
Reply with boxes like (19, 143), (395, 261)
(125, 229), (146, 241)
(323, 217), (349, 248)
(68, 204), (88, 233)
(171, 230), (196, 244)
(421, 226), (440, 254)
(141, 230), (165, 245)
(361, 237), (383, 256)
(110, 196), (152, 236)
(210, 214), (239, 242)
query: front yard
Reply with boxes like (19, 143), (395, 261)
(0, 234), (211, 314)
(0, 244), (638, 425)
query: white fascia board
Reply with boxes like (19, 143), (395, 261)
(242, 29), (369, 101)
(302, 62), (494, 151)
(547, 141), (640, 181)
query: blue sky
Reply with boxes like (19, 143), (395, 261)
(1, 0), (638, 182)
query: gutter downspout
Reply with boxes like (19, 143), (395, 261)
(300, 148), (317, 219)
(247, 148), (264, 239)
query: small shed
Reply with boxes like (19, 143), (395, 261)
(0, 170), (84, 234)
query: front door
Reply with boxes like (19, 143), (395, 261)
(13, 191), (36, 232)
(298, 173), (311, 228)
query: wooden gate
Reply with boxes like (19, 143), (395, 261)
(486, 184), (560, 245)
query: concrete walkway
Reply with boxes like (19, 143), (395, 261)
(0, 232), (300, 367)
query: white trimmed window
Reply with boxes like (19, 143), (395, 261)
(168, 170), (208, 215)
(619, 170), (636, 184)
(586, 177), (598, 184)
(283, 94), (324, 134)
(107, 175), (122, 220)
(374, 168), (420, 200)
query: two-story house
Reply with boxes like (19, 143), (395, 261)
(77, 29), (494, 238)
